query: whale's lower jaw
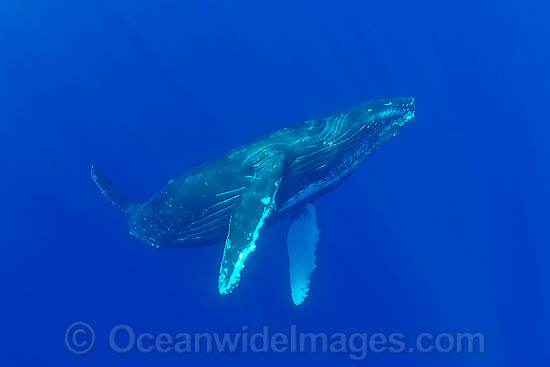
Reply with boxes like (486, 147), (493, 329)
(276, 173), (348, 216)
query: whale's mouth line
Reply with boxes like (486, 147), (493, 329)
(401, 108), (415, 125)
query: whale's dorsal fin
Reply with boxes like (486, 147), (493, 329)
(287, 202), (319, 305)
(218, 150), (285, 295)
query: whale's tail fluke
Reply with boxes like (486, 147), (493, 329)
(91, 165), (138, 214)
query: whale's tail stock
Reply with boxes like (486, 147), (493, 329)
(91, 165), (138, 215)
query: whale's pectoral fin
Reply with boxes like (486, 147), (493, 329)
(218, 151), (285, 295)
(287, 203), (319, 305)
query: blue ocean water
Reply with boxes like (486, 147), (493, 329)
(1, 0), (548, 365)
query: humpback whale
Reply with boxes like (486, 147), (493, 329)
(92, 97), (415, 305)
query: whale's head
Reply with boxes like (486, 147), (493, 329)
(350, 96), (415, 152)
(299, 97), (415, 175)
(313, 96), (414, 150)
(359, 96), (415, 131)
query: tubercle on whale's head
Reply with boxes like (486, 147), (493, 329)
(354, 97), (415, 145)
(363, 97), (415, 126)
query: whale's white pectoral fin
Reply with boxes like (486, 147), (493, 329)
(218, 151), (285, 295)
(287, 202), (319, 305)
